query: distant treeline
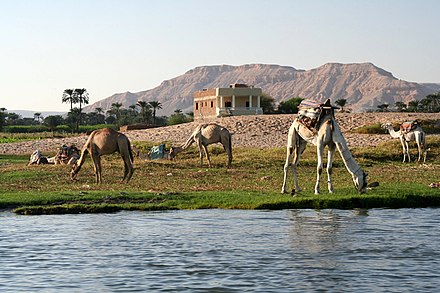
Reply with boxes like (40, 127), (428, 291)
(2, 124), (117, 134)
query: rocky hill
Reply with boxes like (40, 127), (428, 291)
(83, 63), (440, 116)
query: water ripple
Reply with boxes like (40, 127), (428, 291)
(0, 209), (439, 292)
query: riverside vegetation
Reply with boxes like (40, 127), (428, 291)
(0, 134), (439, 215)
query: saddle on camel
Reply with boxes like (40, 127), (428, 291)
(295, 99), (340, 143)
(400, 120), (419, 134)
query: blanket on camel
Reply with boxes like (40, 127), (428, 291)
(400, 120), (419, 133)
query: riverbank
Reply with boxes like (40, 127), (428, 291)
(1, 134), (439, 214)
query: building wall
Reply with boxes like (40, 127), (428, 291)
(194, 96), (217, 119)
(193, 86), (263, 120)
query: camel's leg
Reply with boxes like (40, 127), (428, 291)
(400, 138), (408, 163)
(91, 150), (102, 184)
(293, 140), (307, 194)
(282, 125), (297, 194)
(202, 144), (212, 168)
(327, 142), (336, 194)
(282, 127), (306, 194)
(315, 142), (325, 195)
(415, 134), (425, 163)
(226, 146), (232, 168)
(404, 140), (411, 163)
(121, 154), (134, 183)
(126, 160), (134, 183)
(282, 146), (293, 194)
(222, 137), (233, 168)
(122, 156), (129, 182)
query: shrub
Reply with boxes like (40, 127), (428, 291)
(3, 125), (49, 133)
(352, 123), (384, 134)
(78, 124), (118, 133)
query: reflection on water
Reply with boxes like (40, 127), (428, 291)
(0, 209), (439, 292)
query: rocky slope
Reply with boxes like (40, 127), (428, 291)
(83, 63), (440, 116)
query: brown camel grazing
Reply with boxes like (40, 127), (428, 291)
(169, 123), (232, 168)
(71, 128), (134, 184)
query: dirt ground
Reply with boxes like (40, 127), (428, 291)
(1, 112), (439, 156)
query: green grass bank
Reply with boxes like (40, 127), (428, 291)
(1, 136), (439, 215)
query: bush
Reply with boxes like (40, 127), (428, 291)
(352, 123), (384, 134)
(78, 124), (118, 133)
(55, 125), (72, 133)
(418, 119), (440, 134)
(3, 125), (49, 133)
(2, 124), (118, 134)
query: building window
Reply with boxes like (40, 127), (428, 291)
(195, 102), (198, 110)
(225, 101), (232, 107)
(211, 101), (214, 107)
(246, 101), (250, 108)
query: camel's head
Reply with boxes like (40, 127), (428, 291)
(169, 147), (178, 160)
(381, 123), (392, 130)
(353, 171), (368, 194)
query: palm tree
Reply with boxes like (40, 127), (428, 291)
(73, 88), (89, 126)
(62, 89), (77, 112)
(136, 101), (151, 123)
(408, 100), (420, 112)
(148, 101), (162, 125)
(111, 102), (123, 125)
(34, 112), (42, 124)
(0, 108), (7, 131)
(129, 104), (137, 113)
(425, 92), (440, 112)
(67, 108), (82, 132)
(335, 99), (348, 112)
(376, 103), (389, 112)
(395, 101), (407, 112)
(95, 107), (104, 115)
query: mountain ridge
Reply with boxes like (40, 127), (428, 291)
(83, 63), (440, 116)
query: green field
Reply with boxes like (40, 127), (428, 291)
(1, 137), (439, 214)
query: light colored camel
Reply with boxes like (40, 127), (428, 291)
(382, 122), (427, 163)
(71, 128), (134, 184)
(282, 99), (368, 195)
(169, 123), (232, 168)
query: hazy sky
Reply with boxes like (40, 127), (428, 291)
(1, 0), (439, 112)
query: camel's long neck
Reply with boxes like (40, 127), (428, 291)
(387, 127), (401, 138)
(181, 135), (195, 150)
(73, 137), (92, 174)
(332, 119), (363, 177)
(75, 145), (89, 170)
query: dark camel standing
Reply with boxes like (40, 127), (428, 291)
(71, 128), (134, 184)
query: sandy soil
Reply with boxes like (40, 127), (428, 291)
(1, 112), (439, 156)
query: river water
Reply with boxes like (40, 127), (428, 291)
(0, 208), (439, 292)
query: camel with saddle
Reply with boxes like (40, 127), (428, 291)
(382, 120), (427, 163)
(282, 99), (368, 195)
(27, 145), (80, 166)
(71, 128), (134, 184)
(169, 123), (232, 168)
